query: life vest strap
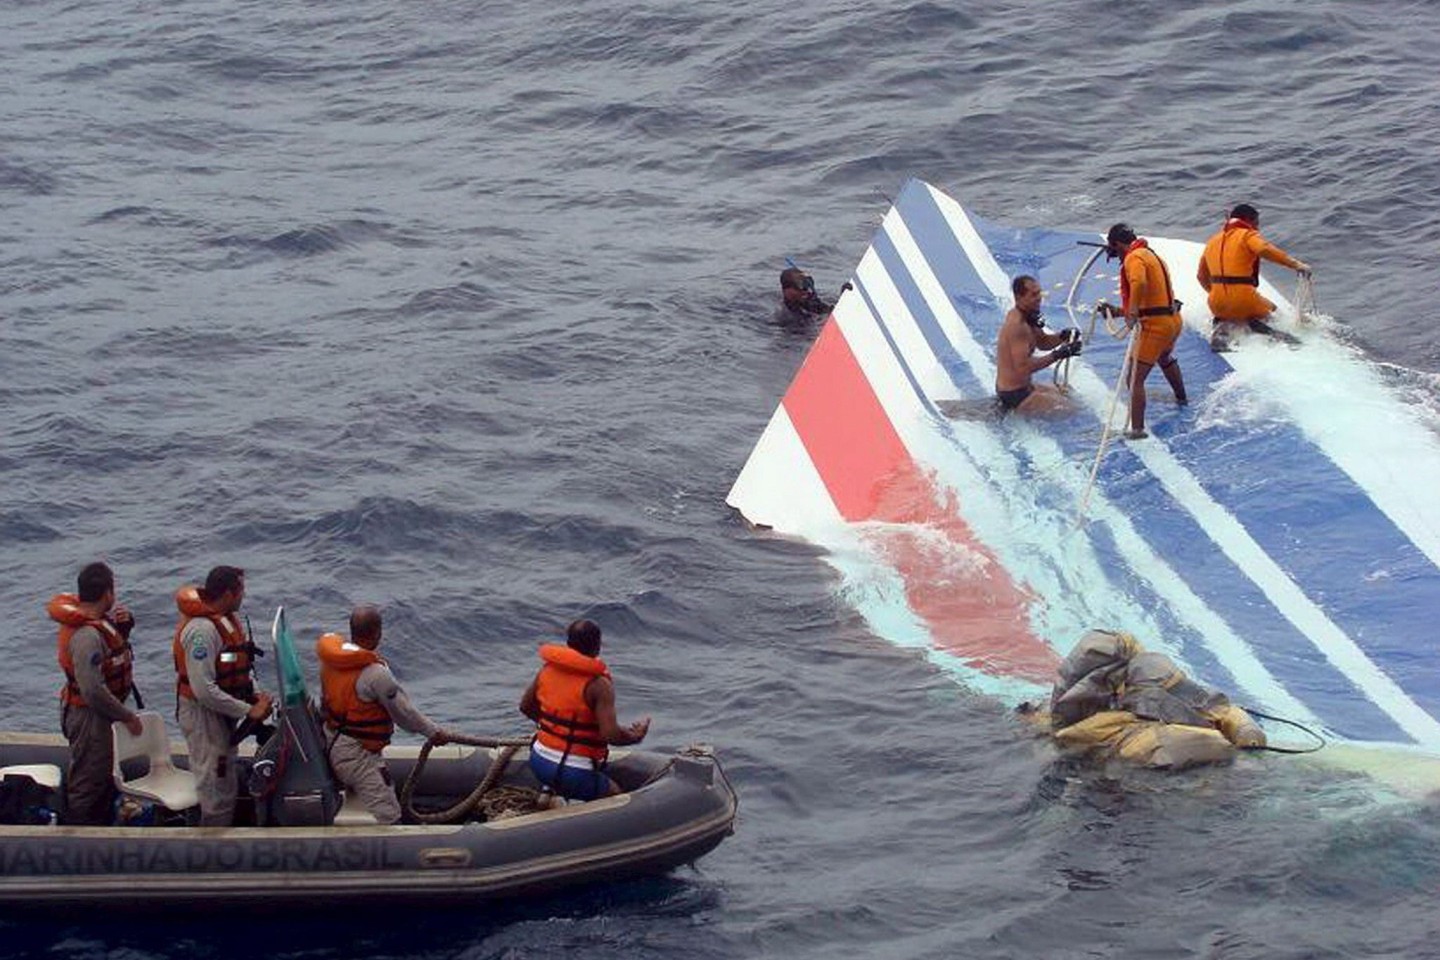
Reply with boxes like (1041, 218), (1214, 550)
(1210, 275), (1258, 286)
(1137, 303), (1180, 318)
(538, 709), (600, 733)
(538, 720), (607, 750)
(324, 713), (390, 730)
(331, 725), (389, 744)
(321, 704), (392, 744)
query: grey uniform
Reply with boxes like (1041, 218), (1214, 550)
(326, 662), (441, 825)
(177, 619), (253, 826)
(61, 626), (137, 825)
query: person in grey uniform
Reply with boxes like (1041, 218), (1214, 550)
(49, 562), (146, 825)
(316, 605), (453, 824)
(173, 566), (273, 826)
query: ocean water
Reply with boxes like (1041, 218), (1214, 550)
(3, 1), (1440, 957)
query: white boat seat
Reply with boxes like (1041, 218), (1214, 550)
(0, 764), (62, 791)
(111, 711), (199, 812)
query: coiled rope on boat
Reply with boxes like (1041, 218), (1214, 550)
(399, 732), (536, 824)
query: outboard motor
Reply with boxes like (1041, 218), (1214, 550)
(250, 607), (341, 827)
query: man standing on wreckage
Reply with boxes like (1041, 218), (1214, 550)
(1097, 223), (1189, 440)
(1198, 203), (1313, 352)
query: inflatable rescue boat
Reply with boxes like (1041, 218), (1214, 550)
(0, 609), (736, 906)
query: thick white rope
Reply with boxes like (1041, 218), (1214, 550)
(1075, 325), (1137, 529)
(1057, 246), (1107, 392)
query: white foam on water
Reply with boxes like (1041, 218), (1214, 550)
(827, 533), (1050, 703)
(1153, 235), (1440, 573)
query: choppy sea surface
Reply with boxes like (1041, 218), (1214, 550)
(3, 1), (1440, 957)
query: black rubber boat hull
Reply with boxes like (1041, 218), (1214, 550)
(0, 733), (737, 906)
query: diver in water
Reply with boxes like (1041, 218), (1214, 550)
(1197, 203), (1312, 352)
(995, 274), (1081, 414)
(780, 266), (850, 319)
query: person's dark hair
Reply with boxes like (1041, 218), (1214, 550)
(780, 267), (806, 291)
(1011, 275), (1039, 298)
(77, 562), (114, 603)
(350, 604), (382, 644)
(566, 619), (602, 658)
(1106, 223), (1137, 248)
(202, 565), (245, 603)
(1229, 203), (1259, 225)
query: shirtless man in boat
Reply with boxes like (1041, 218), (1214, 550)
(995, 274), (1082, 414)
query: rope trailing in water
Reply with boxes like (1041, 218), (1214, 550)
(1293, 272), (1318, 325)
(1074, 320), (1137, 529)
(398, 732), (535, 825)
(1239, 707), (1327, 755)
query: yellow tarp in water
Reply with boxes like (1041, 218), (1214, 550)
(1046, 630), (1265, 769)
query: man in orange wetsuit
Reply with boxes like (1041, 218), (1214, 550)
(1097, 224), (1188, 441)
(1197, 203), (1312, 352)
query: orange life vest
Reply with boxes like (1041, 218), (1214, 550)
(316, 632), (394, 752)
(533, 644), (611, 763)
(50, 593), (133, 708)
(1203, 219), (1263, 288)
(1119, 239), (1180, 320)
(172, 586), (255, 703)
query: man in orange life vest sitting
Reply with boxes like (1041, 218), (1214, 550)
(1197, 203), (1312, 352)
(519, 619), (650, 802)
(1097, 223), (1189, 440)
(173, 566), (273, 826)
(317, 605), (454, 824)
(49, 561), (145, 825)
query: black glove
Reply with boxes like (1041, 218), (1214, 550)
(1096, 301), (1117, 319)
(1063, 327), (1081, 344)
(841, 282), (854, 292)
(1053, 339), (1082, 360)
